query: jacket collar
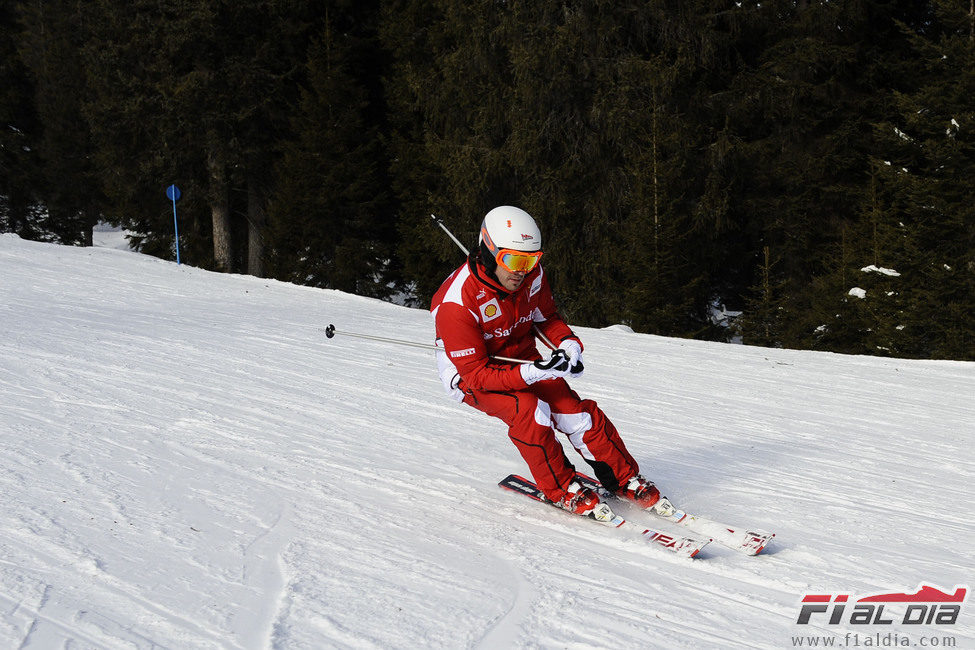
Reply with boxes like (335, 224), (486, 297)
(467, 253), (508, 298)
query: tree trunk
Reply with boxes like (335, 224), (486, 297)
(207, 145), (233, 271)
(246, 179), (266, 277)
(83, 204), (97, 247)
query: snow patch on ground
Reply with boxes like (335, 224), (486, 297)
(1, 235), (973, 649)
(861, 265), (901, 277)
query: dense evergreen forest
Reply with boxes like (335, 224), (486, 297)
(2, 1), (973, 360)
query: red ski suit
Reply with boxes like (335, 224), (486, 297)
(430, 255), (640, 502)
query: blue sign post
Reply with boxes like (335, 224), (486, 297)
(166, 184), (182, 265)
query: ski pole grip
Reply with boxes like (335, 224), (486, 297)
(534, 349), (569, 370)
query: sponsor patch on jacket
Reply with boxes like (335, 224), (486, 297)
(450, 347), (476, 358)
(479, 298), (502, 322)
(529, 275), (542, 298)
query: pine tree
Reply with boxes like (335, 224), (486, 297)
(83, 0), (316, 272)
(616, 2), (764, 337)
(714, 0), (936, 353)
(266, 4), (395, 296)
(793, 1), (973, 360)
(381, 0), (744, 329)
(16, 0), (105, 246)
(82, 0), (217, 265)
(738, 246), (788, 347)
(381, 0), (514, 304)
(867, 0), (975, 359)
(0, 3), (43, 239)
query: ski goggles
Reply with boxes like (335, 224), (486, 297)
(495, 248), (543, 273)
(481, 224), (543, 273)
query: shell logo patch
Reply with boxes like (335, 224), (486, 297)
(479, 298), (502, 322)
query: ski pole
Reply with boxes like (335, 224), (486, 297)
(431, 213), (470, 256)
(429, 213), (557, 351)
(325, 324), (533, 364)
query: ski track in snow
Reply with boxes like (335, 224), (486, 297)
(1, 232), (974, 649)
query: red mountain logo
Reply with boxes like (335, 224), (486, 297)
(857, 585), (967, 603)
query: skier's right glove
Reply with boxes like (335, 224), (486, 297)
(520, 349), (572, 385)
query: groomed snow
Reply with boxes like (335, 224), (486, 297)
(1, 233), (973, 649)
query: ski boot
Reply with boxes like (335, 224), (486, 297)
(556, 481), (615, 522)
(618, 474), (662, 510)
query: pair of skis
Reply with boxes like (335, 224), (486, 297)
(498, 472), (775, 559)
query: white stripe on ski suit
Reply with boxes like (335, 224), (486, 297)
(552, 410), (596, 461)
(535, 401), (596, 462)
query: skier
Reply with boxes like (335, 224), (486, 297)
(430, 206), (660, 517)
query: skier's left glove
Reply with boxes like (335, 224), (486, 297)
(559, 339), (584, 378)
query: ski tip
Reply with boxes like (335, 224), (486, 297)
(744, 532), (776, 556)
(687, 538), (713, 559)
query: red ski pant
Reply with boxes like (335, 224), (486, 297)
(462, 379), (639, 502)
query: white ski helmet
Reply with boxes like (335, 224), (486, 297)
(479, 206), (542, 253)
(478, 206), (543, 274)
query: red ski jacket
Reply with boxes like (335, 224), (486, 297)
(430, 254), (580, 400)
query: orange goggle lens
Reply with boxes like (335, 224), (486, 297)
(497, 249), (542, 273)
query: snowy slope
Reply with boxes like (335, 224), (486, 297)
(1, 233), (973, 650)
